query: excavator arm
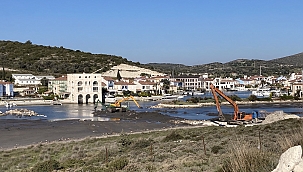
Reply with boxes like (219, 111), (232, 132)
(210, 84), (241, 121)
(111, 96), (141, 108)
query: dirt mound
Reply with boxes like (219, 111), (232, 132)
(262, 111), (300, 124)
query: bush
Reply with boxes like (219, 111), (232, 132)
(248, 95), (258, 101)
(211, 145), (223, 154)
(163, 131), (184, 142)
(279, 95), (293, 100)
(228, 95), (242, 101)
(108, 157), (129, 170)
(132, 139), (153, 149)
(32, 159), (60, 172)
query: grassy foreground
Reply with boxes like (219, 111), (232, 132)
(1, 119), (303, 172)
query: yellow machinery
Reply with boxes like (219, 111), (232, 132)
(110, 96), (140, 108)
(94, 96), (141, 113)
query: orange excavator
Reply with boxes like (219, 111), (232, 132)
(210, 84), (252, 122)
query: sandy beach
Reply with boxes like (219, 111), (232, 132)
(0, 111), (186, 150)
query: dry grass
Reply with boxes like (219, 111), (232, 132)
(0, 118), (303, 171)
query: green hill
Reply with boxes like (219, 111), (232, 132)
(1, 40), (302, 80)
(0, 40), (149, 77)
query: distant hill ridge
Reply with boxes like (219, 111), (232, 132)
(269, 52), (303, 66)
(0, 40), (302, 79)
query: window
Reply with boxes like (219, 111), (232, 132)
(93, 87), (98, 92)
(78, 81), (83, 86)
(93, 81), (98, 86)
(78, 87), (83, 92)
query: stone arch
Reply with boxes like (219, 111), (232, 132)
(85, 94), (91, 104)
(78, 94), (83, 104)
(93, 94), (98, 104)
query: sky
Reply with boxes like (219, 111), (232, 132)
(1, 1), (303, 65)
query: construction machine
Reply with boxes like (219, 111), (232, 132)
(210, 84), (252, 123)
(95, 96), (141, 113)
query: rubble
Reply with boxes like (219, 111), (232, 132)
(262, 111), (300, 125)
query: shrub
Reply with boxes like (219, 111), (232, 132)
(132, 139), (153, 149)
(163, 131), (184, 142)
(248, 95), (257, 101)
(219, 143), (277, 172)
(108, 157), (129, 170)
(32, 159), (60, 172)
(211, 145), (223, 154)
(228, 95), (242, 101)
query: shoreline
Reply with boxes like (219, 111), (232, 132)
(0, 111), (188, 150)
(0, 98), (302, 107)
(152, 99), (303, 108)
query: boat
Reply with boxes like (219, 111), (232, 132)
(251, 87), (271, 97)
(193, 92), (205, 95)
(105, 95), (117, 103)
(161, 94), (180, 100)
(51, 101), (62, 105)
(5, 102), (17, 108)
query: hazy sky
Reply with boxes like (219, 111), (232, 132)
(1, 1), (303, 65)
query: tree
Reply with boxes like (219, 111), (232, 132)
(117, 69), (122, 81)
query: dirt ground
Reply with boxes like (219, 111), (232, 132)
(0, 111), (186, 150)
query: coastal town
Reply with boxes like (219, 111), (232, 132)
(0, 63), (302, 106)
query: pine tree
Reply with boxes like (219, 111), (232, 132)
(117, 69), (122, 81)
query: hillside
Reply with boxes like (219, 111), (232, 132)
(269, 52), (303, 66)
(1, 40), (302, 80)
(0, 40), (151, 77)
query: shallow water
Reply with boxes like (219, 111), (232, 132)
(0, 99), (302, 121)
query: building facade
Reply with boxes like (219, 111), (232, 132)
(67, 73), (103, 104)
(0, 81), (14, 97)
(48, 75), (68, 99)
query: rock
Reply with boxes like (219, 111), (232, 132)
(272, 145), (303, 172)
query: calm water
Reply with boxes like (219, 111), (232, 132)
(0, 92), (302, 121)
(0, 97), (302, 121)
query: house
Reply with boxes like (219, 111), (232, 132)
(200, 78), (213, 90)
(66, 73), (103, 104)
(48, 75), (69, 98)
(12, 74), (55, 86)
(172, 75), (201, 91)
(290, 81), (303, 98)
(213, 78), (235, 90)
(12, 74), (40, 85)
(135, 81), (156, 94)
(113, 81), (136, 94)
(0, 81), (14, 97)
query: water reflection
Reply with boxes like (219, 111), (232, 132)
(0, 99), (302, 121)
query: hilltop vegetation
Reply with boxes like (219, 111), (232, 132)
(0, 40), (151, 77)
(0, 40), (302, 79)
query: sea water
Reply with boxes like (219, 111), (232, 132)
(0, 99), (302, 121)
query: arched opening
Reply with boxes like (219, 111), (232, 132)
(78, 94), (83, 104)
(93, 94), (98, 104)
(85, 94), (91, 104)
(93, 81), (98, 86)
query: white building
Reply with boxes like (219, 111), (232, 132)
(67, 73), (103, 104)
(0, 81), (14, 97)
(12, 74), (55, 86)
(213, 78), (235, 90)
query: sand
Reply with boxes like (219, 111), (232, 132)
(0, 111), (186, 150)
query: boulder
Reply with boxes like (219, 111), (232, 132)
(272, 145), (303, 172)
